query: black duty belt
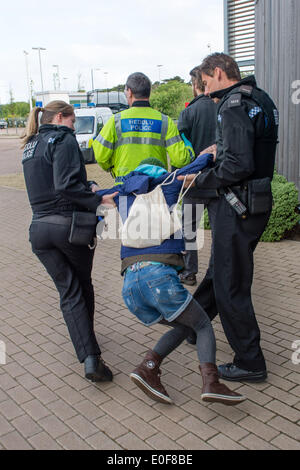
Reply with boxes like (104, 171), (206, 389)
(194, 185), (246, 199)
(33, 215), (72, 225)
(218, 184), (247, 195)
(194, 189), (219, 198)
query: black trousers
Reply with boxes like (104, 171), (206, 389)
(193, 196), (270, 372)
(182, 195), (205, 275)
(29, 218), (101, 363)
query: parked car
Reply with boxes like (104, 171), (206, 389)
(0, 119), (8, 129)
(74, 106), (112, 163)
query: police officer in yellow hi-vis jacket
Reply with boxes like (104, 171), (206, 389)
(92, 72), (194, 183)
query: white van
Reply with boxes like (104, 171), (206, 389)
(74, 106), (112, 163)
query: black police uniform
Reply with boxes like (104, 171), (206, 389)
(22, 124), (103, 363)
(193, 76), (279, 372)
(178, 95), (217, 277)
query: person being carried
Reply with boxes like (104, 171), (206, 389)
(92, 156), (246, 406)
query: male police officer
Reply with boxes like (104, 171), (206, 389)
(93, 72), (193, 183)
(177, 66), (217, 286)
(178, 53), (279, 382)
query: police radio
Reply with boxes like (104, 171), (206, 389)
(224, 188), (247, 218)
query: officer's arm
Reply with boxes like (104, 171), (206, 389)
(92, 115), (116, 171)
(195, 105), (255, 189)
(52, 135), (102, 212)
(166, 116), (194, 168)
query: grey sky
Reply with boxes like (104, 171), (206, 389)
(0, 0), (224, 104)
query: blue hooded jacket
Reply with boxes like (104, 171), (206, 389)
(96, 154), (213, 260)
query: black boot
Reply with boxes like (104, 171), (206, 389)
(218, 363), (267, 382)
(84, 355), (113, 382)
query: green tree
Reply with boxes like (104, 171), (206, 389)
(150, 80), (193, 119)
(106, 84), (126, 92)
(162, 76), (185, 83)
(1, 101), (30, 118)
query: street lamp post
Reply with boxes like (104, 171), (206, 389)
(23, 50), (32, 111)
(157, 65), (163, 83)
(104, 72), (108, 89)
(91, 68), (101, 91)
(32, 47), (46, 104)
(52, 65), (60, 90)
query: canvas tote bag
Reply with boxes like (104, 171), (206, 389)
(120, 170), (200, 248)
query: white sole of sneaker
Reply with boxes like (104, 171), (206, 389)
(130, 373), (173, 404)
(201, 393), (246, 406)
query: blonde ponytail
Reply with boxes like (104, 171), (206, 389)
(20, 107), (43, 148)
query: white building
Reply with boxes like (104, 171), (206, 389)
(34, 91), (87, 107)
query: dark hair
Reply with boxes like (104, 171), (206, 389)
(125, 72), (151, 99)
(40, 100), (74, 125)
(199, 53), (241, 81)
(189, 66), (205, 92)
(21, 100), (74, 148)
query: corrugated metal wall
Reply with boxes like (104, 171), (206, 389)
(255, 0), (300, 193)
(224, 0), (255, 73)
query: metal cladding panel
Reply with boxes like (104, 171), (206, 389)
(255, 0), (300, 194)
(224, 0), (255, 73)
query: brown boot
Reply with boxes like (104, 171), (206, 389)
(199, 363), (246, 406)
(130, 350), (172, 404)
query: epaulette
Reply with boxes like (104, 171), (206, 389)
(227, 93), (242, 108)
(239, 85), (253, 97)
(48, 130), (68, 145)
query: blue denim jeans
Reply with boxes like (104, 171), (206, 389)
(122, 263), (193, 326)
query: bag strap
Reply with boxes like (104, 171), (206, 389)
(158, 169), (178, 187)
(177, 171), (202, 204)
(132, 169), (200, 202)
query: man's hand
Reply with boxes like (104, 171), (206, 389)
(199, 144), (217, 161)
(177, 174), (197, 188)
(101, 192), (119, 208)
(91, 184), (119, 207)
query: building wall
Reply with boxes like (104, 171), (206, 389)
(224, 0), (255, 74)
(255, 0), (300, 192)
(69, 92), (87, 106)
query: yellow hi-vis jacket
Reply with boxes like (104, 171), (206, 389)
(92, 103), (194, 182)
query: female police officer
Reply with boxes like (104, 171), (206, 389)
(21, 101), (117, 383)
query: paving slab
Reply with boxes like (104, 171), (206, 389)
(0, 138), (299, 450)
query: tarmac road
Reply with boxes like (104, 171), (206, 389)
(0, 135), (114, 190)
(0, 136), (23, 175)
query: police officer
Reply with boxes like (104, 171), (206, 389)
(178, 53), (279, 382)
(177, 66), (217, 286)
(92, 72), (193, 183)
(22, 101), (117, 383)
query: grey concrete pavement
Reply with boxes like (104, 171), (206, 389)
(0, 137), (299, 450)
